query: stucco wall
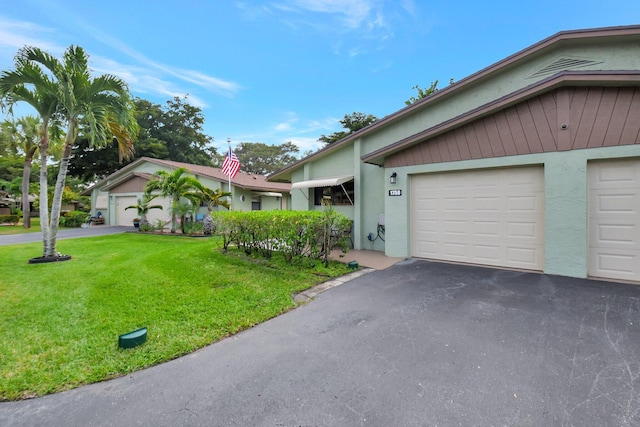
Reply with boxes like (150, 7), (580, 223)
(386, 145), (640, 279)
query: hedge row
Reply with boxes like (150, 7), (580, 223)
(0, 214), (19, 224)
(211, 209), (351, 266)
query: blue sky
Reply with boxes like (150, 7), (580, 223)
(1, 1), (640, 155)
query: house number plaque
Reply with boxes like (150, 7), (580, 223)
(388, 189), (402, 196)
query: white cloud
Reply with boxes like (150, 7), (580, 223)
(0, 14), (241, 109)
(79, 25), (241, 99)
(0, 17), (64, 61)
(285, 136), (324, 153)
(275, 122), (292, 131)
(289, 0), (372, 29)
(266, 0), (417, 56)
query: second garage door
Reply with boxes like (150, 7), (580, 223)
(411, 167), (545, 271)
(588, 159), (640, 282)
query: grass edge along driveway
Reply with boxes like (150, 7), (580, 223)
(0, 233), (351, 400)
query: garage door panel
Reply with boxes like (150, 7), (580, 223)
(508, 247), (540, 266)
(508, 222), (538, 238)
(595, 224), (637, 246)
(590, 162), (639, 187)
(592, 252), (636, 276)
(475, 196), (500, 211)
(588, 159), (640, 281)
(593, 192), (637, 212)
(411, 167), (544, 271)
(474, 221), (500, 236)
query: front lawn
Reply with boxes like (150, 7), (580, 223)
(0, 233), (351, 400)
(0, 217), (42, 235)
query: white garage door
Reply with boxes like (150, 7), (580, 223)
(588, 159), (640, 282)
(411, 167), (545, 270)
(116, 196), (138, 226)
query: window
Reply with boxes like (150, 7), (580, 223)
(313, 181), (354, 206)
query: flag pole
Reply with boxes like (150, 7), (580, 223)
(227, 138), (232, 207)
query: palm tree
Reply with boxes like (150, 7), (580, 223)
(144, 167), (204, 233)
(196, 187), (231, 235)
(0, 50), (61, 239)
(16, 117), (39, 228)
(198, 187), (232, 211)
(1, 45), (138, 258)
(124, 193), (163, 228)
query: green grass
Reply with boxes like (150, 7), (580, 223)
(0, 217), (44, 235)
(0, 233), (351, 400)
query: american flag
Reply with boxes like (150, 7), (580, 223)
(222, 146), (241, 178)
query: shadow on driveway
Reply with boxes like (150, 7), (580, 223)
(1, 259), (639, 426)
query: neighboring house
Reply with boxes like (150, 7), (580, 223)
(83, 157), (291, 226)
(269, 25), (640, 283)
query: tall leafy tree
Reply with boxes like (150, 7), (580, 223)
(232, 142), (299, 175)
(144, 167), (204, 233)
(318, 112), (378, 145)
(0, 45), (138, 259)
(68, 96), (217, 180)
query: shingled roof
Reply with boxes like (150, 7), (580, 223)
(83, 157), (291, 194)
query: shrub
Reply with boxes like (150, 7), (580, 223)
(183, 219), (204, 235)
(153, 219), (168, 232)
(211, 208), (351, 266)
(0, 214), (19, 224)
(60, 211), (89, 228)
(139, 223), (154, 232)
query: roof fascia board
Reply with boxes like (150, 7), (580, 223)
(362, 71), (640, 165)
(268, 25), (640, 180)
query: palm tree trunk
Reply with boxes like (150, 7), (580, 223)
(22, 156), (32, 229)
(170, 199), (177, 233)
(39, 132), (51, 258)
(46, 143), (73, 257)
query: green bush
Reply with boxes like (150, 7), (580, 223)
(211, 208), (351, 266)
(0, 214), (19, 224)
(183, 219), (204, 235)
(60, 211), (89, 228)
(139, 223), (154, 232)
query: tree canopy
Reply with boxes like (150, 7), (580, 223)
(231, 141), (300, 175)
(405, 78), (455, 105)
(68, 96), (217, 181)
(318, 112), (378, 145)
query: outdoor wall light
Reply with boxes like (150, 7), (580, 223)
(390, 172), (397, 185)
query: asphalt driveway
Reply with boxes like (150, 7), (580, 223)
(0, 226), (133, 246)
(2, 259), (640, 426)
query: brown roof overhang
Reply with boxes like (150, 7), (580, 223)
(268, 25), (640, 181)
(361, 70), (640, 166)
